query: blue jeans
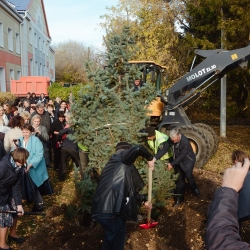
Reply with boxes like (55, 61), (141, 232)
(93, 213), (126, 250)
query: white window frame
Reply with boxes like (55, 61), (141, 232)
(9, 69), (14, 80)
(29, 27), (32, 45)
(8, 27), (13, 51)
(0, 67), (6, 92)
(16, 33), (20, 54)
(0, 22), (3, 48)
(34, 32), (37, 48)
(39, 37), (41, 51)
(17, 70), (21, 80)
(30, 59), (33, 75)
(43, 40), (45, 54)
(39, 63), (42, 75)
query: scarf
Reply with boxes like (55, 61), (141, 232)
(9, 155), (22, 173)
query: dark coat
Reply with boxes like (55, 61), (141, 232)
(54, 102), (60, 110)
(57, 127), (78, 153)
(29, 97), (37, 104)
(205, 187), (250, 249)
(51, 119), (65, 145)
(91, 146), (153, 221)
(171, 134), (196, 172)
(0, 141), (6, 160)
(238, 171), (250, 220)
(0, 154), (22, 206)
(24, 106), (30, 112)
(37, 97), (46, 103)
(31, 110), (51, 134)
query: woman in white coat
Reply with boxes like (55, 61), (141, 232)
(0, 106), (9, 132)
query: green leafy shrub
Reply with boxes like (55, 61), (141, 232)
(48, 82), (85, 100)
(0, 92), (16, 106)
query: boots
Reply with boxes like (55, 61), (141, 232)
(173, 196), (184, 207)
(194, 188), (201, 197)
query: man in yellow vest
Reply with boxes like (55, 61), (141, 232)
(146, 127), (173, 167)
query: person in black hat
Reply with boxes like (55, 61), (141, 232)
(91, 142), (154, 250)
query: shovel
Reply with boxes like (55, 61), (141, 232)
(0, 210), (46, 216)
(139, 167), (158, 229)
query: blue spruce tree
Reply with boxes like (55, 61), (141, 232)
(71, 26), (177, 216)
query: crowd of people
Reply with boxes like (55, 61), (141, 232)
(0, 92), (85, 249)
(0, 91), (250, 249)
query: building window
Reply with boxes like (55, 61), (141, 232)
(0, 22), (3, 48)
(17, 71), (21, 80)
(39, 63), (42, 75)
(16, 33), (20, 54)
(35, 61), (38, 75)
(39, 37), (41, 51)
(8, 28), (13, 51)
(34, 32), (37, 48)
(0, 67), (6, 92)
(9, 69), (14, 80)
(43, 41), (45, 54)
(29, 27), (32, 45)
(30, 59), (33, 75)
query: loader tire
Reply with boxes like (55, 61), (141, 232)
(193, 123), (214, 160)
(178, 125), (210, 168)
(194, 123), (219, 157)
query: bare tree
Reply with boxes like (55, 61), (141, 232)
(54, 40), (98, 83)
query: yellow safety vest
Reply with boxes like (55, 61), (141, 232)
(147, 130), (172, 160)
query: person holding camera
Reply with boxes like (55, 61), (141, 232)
(205, 157), (250, 249)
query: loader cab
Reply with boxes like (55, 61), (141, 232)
(128, 61), (167, 92)
(128, 61), (167, 121)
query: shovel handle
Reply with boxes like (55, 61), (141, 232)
(0, 210), (46, 216)
(147, 168), (152, 225)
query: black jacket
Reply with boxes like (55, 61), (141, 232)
(91, 145), (153, 221)
(0, 154), (22, 206)
(238, 171), (250, 220)
(57, 127), (78, 153)
(51, 119), (65, 145)
(171, 134), (196, 172)
(205, 187), (250, 250)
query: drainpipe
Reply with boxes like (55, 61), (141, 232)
(20, 21), (23, 76)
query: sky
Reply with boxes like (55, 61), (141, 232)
(43, 0), (119, 49)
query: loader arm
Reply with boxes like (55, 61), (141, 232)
(164, 45), (250, 110)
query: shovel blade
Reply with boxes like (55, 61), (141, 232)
(139, 221), (158, 229)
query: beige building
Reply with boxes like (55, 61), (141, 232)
(0, 0), (55, 92)
(0, 0), (23, 91)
